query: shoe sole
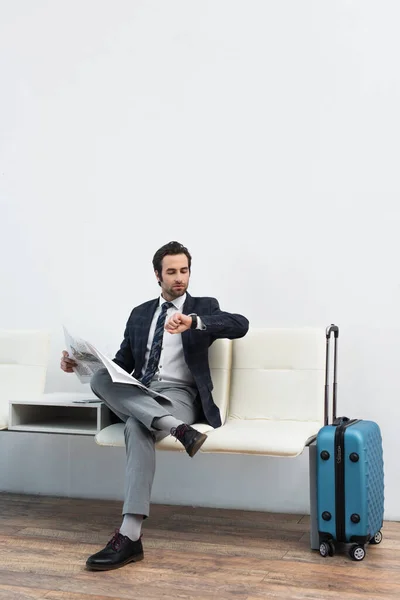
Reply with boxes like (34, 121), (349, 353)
(188, 433), (208, 457)
(86, 553), (144, 571)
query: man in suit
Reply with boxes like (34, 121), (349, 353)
(60, 241), (249, 571)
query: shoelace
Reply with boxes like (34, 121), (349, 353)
(170, 424), (190, 443)
(108, 529), (125, 552)
(107, 529), (143, 550)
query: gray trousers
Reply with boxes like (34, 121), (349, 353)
(90, 368), (202, 517)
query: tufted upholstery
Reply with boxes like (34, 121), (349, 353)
(0, 330), (50, 429)
(95, 328), (325, 457)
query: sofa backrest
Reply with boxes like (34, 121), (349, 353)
(208, 338), (232, 425)
(229, 328), (326, 423)
(0, 330), (50, 429)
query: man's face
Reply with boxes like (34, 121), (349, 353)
(156, 253), (190, 301)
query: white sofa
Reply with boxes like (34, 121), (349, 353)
(0, 330), (50, 430)
(96, 328), (326, 457)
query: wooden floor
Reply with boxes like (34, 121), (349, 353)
(0, 494), (399, 600)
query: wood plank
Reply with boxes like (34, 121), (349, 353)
(0, 585), (45, 600)
(0, 570), (251, 600)
(259, 560), (400, 595)
(42, 593), (121, 600)
(0, 516), (120, 534)
(0, 586), (118, 600)
(158, 513), (308, 533)
(248, 574), (400, 599)
(16, 525), (290, 553)
(0, 493), (300, 522)
(246, 585), (392, 600)
(41, 593), (144, 600)
(0, 524), (24, 535)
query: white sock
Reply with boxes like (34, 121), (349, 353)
(152, 415), (184, 432)
(120, 513), (143, 541)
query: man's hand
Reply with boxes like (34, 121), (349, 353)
(164, 313), (192, 334)
(60, 350), (77, 373)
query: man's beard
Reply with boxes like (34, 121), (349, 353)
(167, 284), (187, 298)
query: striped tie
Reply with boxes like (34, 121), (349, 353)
(141, 302), (173, 387)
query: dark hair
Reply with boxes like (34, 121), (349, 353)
(152, 241), (192, 279)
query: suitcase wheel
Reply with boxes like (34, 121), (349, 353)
(370, 530), (383, 545)
(349, 544), (366, 561)
(319, 541), (335, 557)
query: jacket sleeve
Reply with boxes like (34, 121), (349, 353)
(113, 312), (135, 374)
(199, 298), (249, 340)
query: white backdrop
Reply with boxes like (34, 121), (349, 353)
(1, 1), (399, 519)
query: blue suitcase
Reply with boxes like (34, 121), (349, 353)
(316, 325), (384, 561)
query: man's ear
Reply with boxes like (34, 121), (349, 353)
(155, 270), (162, 286)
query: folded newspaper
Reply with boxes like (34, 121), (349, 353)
(63, 327), (171, 402)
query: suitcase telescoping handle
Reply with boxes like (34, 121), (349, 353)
(325, 324), (339, 426)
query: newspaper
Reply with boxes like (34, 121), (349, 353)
(63, 327), (103, 384)
(63, 327), (172, 402)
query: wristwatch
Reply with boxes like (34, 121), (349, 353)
(188, 313), (198, 329)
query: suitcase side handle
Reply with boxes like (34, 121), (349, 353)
(325, 324), (339, 425)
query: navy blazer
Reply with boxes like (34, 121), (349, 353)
(113, 293), (249, 428)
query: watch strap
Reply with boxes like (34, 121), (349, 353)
(188, 313), (198, 329)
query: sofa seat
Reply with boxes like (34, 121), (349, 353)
(95, 421), (214, 450)
(95, 418), (320, 456)
(201, 418), (320, 457)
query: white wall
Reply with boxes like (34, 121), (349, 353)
(1, 1), (399, 519)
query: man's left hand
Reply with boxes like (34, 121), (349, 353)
(165, 313), (192, 334)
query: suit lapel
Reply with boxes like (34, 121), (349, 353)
(181, 293), (195, 356)
(136, 298), (159, 374)
(182, 292), (194, 315)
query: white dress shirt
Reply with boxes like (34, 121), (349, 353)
(141, 293), (203, 386)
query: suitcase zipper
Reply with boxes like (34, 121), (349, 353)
(334, 419), (360, 542)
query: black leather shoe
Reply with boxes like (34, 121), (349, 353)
(170, 424), (207, 457)
(86, 530), (144, 571)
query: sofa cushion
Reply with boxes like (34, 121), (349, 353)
(0, 330), (50, 430)
(95, 422), (214, 449)
(95, 418), (319, 457)
(207, 338), (232, 425)
(0, 330), (50, 366)
(229, 328), (325, 423)
(201, 418), (321, 457)
(0, 365), (47, 430)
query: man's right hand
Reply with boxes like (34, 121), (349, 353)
(60, 350), (77, 373)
